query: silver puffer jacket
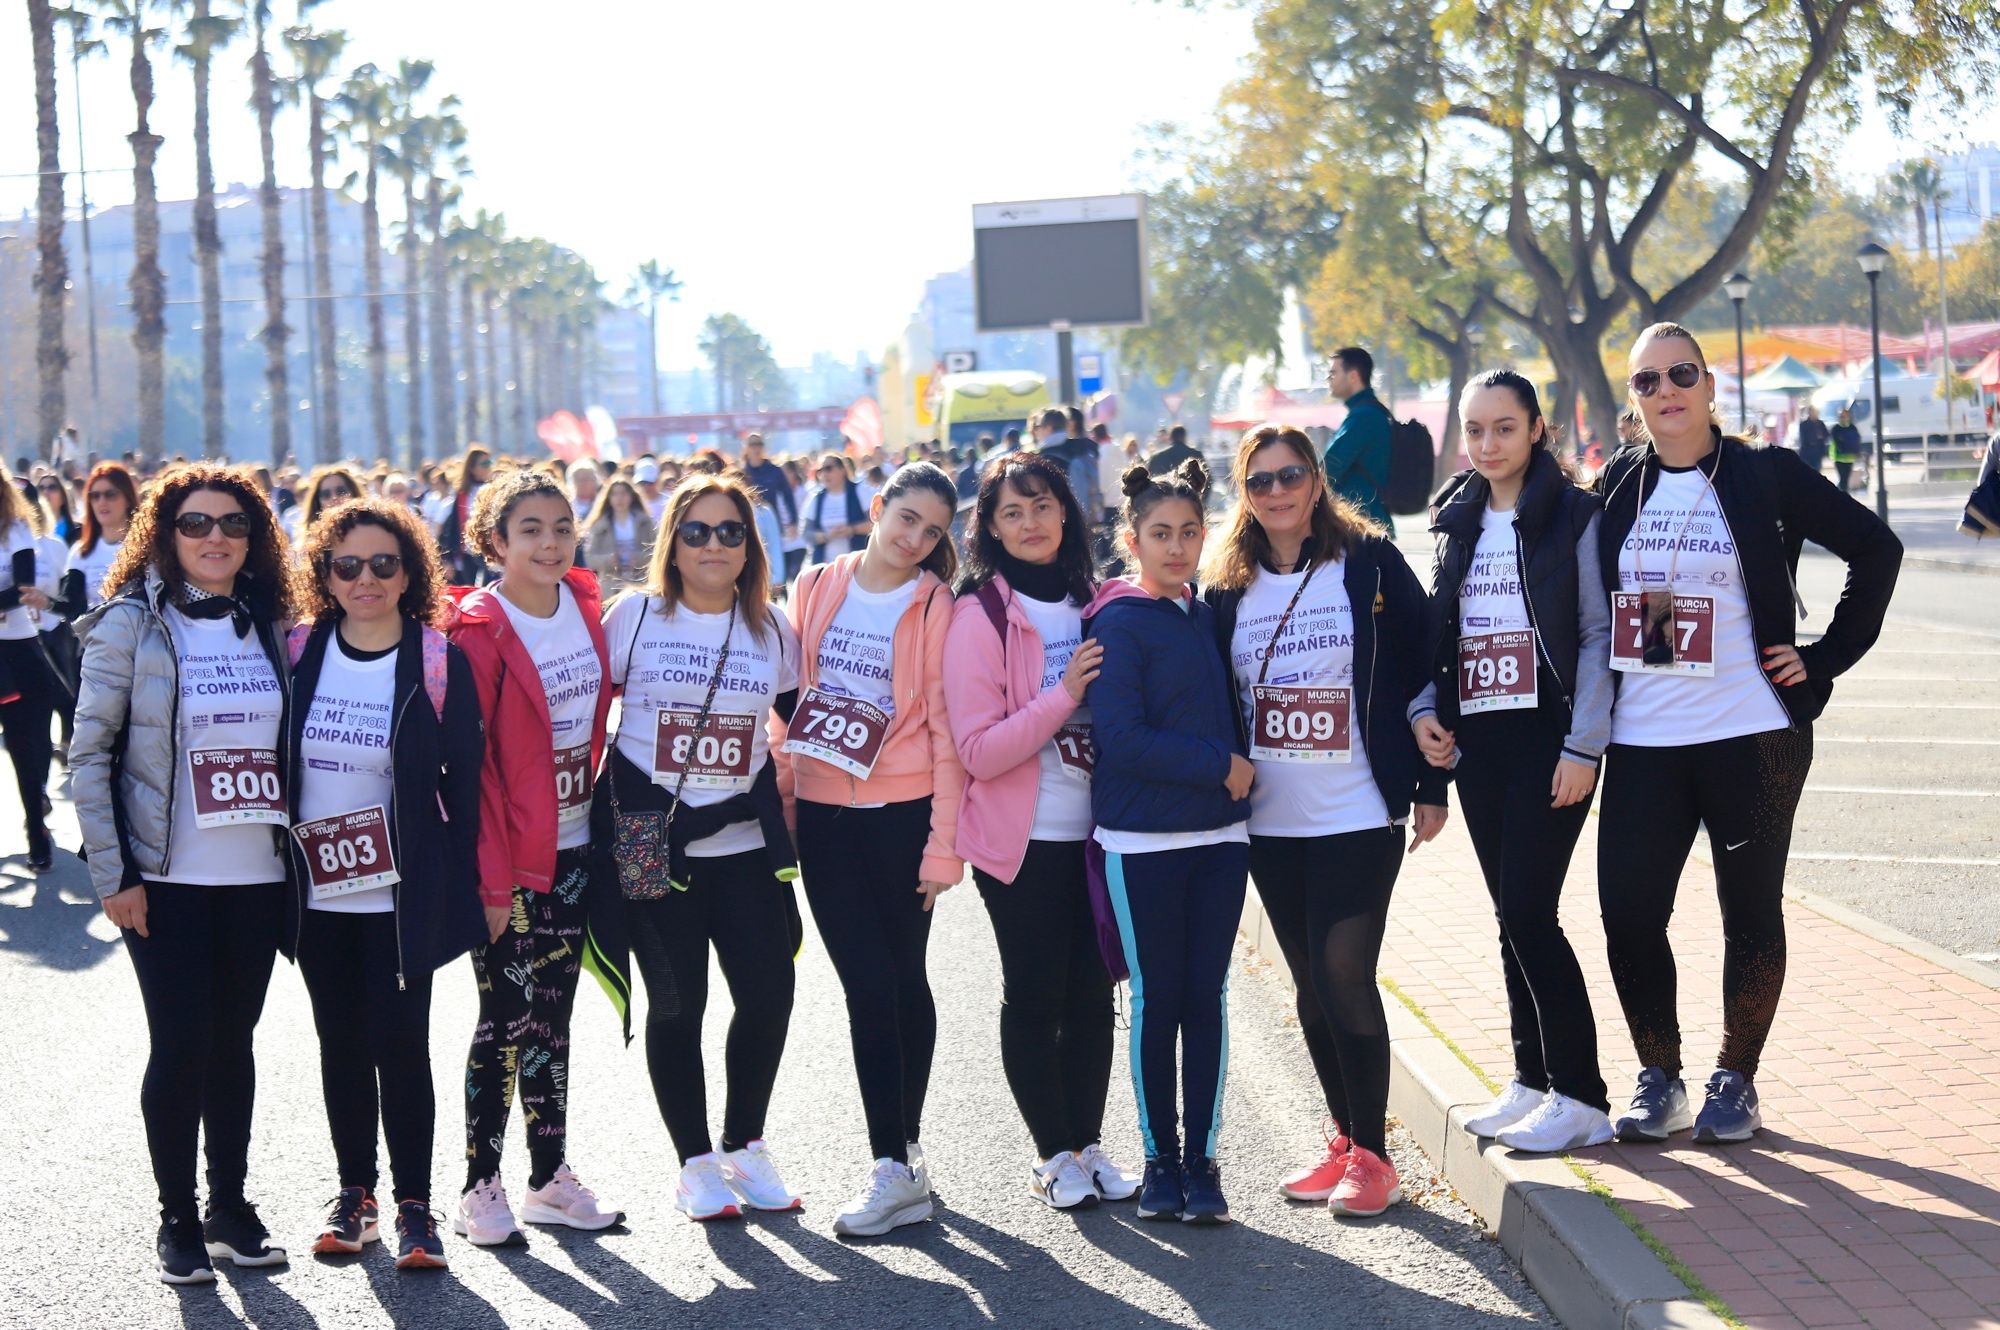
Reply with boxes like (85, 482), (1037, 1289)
(70, 569), (290, 899)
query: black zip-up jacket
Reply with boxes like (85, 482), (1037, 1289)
(1204, 534), (1448, 819)
(1594, 433), (1903, 729)
(1422, 448), (1613, 764)
(280, 617), (486, 986)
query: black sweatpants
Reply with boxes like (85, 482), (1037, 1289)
(1454, 707), (1607, 1111)
(298, 909), (436, 1203)
(123, 880), (285, 1219)
(0, 636), (57, 856)
(1599, 727), (1813, 1083)
(1248, 827), (1401, 1155)
(463, 850), (589, 1193)
(627, 848), (799, 1163)
(973, 838), (1114, 1160)
(797, 797), (936, 1165)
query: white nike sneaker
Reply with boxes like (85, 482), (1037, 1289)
(1463, 1080), (1547, 1138)
(1078, 1142), (1142, 1201)
(1496, 1092), (1616, 1154)
(832, 1159), (933, 1238)
(720, 1140), (802, 1212)
(1029, 1152), (1100, 1210)
(674, 1154), (741, 1221)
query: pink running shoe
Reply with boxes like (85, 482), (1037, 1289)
(520, 1165), (625, 1231)
(1277, 1124), (1354, 1201)
(1327, 1145), (1402, 1218)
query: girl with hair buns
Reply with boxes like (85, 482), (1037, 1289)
(1084, 457), (1252, 1226)
(1202, 426), (1445, 1219)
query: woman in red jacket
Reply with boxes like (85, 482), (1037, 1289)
(445, 467), (621, 1246)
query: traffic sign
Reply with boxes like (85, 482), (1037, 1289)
(1164, 392), (1186, 418)
(1078, 354), (1103, 396)
(942, 350), (977, 374)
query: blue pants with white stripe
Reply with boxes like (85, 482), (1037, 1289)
(1104, 841), (1250, 1162)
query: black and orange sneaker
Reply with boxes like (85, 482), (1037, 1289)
(202, 1199), (288, 1267)
(394, 1200), (449, 1271)
(313, 1187), (380, 1255)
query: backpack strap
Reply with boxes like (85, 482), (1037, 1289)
(974, 580), (1008, 645)
(419, 625), (450, 723)
(285, 621), (312, 668)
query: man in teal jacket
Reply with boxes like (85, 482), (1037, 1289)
(1324, 346), (1394, 534)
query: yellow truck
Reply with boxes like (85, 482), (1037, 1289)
(934, 371), (1052, 451)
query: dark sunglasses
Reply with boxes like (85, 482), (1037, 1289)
(329, 553), (404, 582)
(318, 486), (355, 501)
(1245, 464), (1311, 496)
(1627, 361), (1703, 398)
(87, 489), (122, 503)
(677, 520), (748, 549)
(174, 511), (252, 539)
(37, 480), (62, 492)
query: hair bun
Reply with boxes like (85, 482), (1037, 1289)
(1175, 456), (1211, 496)
(1119, 463), (1154, 498)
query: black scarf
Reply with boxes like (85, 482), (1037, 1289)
(996, 548), (1072, 604)
(175, 582), (254, 638)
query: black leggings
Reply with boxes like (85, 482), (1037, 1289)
(123, 880), (285, 1219)
(627, 848), (799, 1163)
(463, 850), (589, 1193)
(0, 636), (57, 855)
(298, 909), (436, 1203)
(1599, 727), (1812, 1083)
(797, 797), (935, 1165)
(1454, 707), (1607, 1110)
(1249, 827), (1401, 1155)
(973, 838), (1114, 1160)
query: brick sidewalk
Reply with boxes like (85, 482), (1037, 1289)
(1378, 813), (2000, 1330)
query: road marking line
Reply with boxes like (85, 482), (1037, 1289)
(1828, 702), (2000, 711)
(1804, 784), (1999, 798)
(1791, 852), (2000, 867)
(1815, 735), (2000, 746)
(1836, 675), (1993, 684)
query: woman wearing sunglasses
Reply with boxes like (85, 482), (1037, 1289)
(39, 475), (80, 544)
(1411, 371), (1615, 1153)
(288, 465), (366, 543)
(283, 497), (485, 1270)
(446, 466), (623, 1245)
(779, 461), (964, 1238)
(600, 474), (807, 1222)
(55, 463), (142, 757)
(942, 452), (1139, 1212)
(801, 452), (874, 567)
(1201, 428), (1445, 1219)
(1595, 324), (1900, 1145)
(71, 464), (296, 1282)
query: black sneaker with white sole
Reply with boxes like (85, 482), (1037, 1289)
(203, 1200), (288, 1267)
(156, 1214), (215, 1285)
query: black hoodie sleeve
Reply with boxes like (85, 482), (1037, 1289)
(1374, 540), (1450, 808)
(440, 644), (486, 885)
(1770, 447), (1903, 683)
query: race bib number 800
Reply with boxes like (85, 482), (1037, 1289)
(188, 747), (287, 828)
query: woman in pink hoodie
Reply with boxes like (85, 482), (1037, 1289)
(942, 452), (1141, 1213)
(779, 461), (966, 1238)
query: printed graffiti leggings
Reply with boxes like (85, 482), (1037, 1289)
(1599, 726), (1813, 1083)
(463, 848), (589, 1194)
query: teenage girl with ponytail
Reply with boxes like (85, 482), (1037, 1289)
(780, 461), (965, 1238)
(1086, 458), (1252, 1226)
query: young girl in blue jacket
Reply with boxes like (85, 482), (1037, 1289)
(1084, 459), (1253, 1226)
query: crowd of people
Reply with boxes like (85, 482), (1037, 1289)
(2, 320), (1903, 1292)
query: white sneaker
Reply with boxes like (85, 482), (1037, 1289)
(1029, 1152), (1100, 1210)
(1078, 1142), (1141, 1201)
(832, 1158), (933, 1238)
(453, 1176), (526, 1247)
(720, 1141), (802, 1212)
(1496, 1092), (1616, 1153)
(1463, 1081), (1547, 1138)
(675, 1154), (742, 1221)
(520, 1164), (626, 1230)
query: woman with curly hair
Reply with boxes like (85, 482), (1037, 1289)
(446, 466), (622, 1245)
(0, 466), (63, 867)
(286, 464), (366, 543)
(70, 463), (297, 1283)
(283, 497), (486, 1270)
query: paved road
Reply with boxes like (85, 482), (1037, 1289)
(0, 778), (1550, 1329)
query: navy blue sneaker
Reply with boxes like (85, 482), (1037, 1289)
(1691, 1070), (1761, 1144)
(156, 1214), (214, 1285)
(1180, 1155), (1230, 1225)
(1613, 1067), (1692, 1142)
(1135, 1157), (1184, 1221)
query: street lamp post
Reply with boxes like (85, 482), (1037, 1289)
(1856, 242), (1889, 521)
(1725, 272), (1752, 431)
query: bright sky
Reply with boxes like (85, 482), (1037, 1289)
(0, 1), (1966, 373)
(0, 0), (1255, 370)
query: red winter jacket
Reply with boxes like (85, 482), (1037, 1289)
(446, 568), (612, 907)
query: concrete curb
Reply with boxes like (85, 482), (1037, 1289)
(1789, 888), (2000, 992)
(1901, 552), (2000, 576)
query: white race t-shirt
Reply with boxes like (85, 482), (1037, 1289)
(815, 579), (910, 714)
(65, 537), (122, 609)
(1611, 467), (1788, 746)
(1016, 592), (1093, 843)
(297, 635), (399, 913)
(152, 607), (287, 886)
(0, 522), (46, 642)
(605, 594), (799, 857)
(1459, 507), (1532, 635)
(612, 514), (639, 570)
(1228, 562), (1392, 837)
(497, 584), (603, 849)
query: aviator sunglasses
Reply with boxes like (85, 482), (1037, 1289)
(1627, 361), (1704, 398)
(1245, 463), (1311, 496)
(174, 511), (252, 539)
(329, 553), (404, 582)
(677, 520), (748, 549)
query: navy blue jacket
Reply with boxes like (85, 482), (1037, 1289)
(1083, 583), (1249, 834)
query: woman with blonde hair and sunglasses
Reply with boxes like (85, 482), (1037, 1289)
(599, 473), (806, 1222)
(1201, 425), (1445, 1219)
(1593, 324), (1899, 1145)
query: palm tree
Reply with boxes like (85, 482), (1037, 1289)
(334, 62), (393, 458)
(1888, 159), (1946, 260)
(101, 0), (169, 460)
(626, 259), (681, 415)
(447, 214), (486, 440)
(422, 104), (469, 454)
(173, 0), (237, 459)
(286, 17), (344, 463)
(383, 58), (433, 469)
(28, 0), (70, 454)
(247, 0), (290, 462)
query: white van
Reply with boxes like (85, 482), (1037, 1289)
(1810, 370), (1991, 463)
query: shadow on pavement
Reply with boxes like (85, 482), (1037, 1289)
(0, 852), (121, 973)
